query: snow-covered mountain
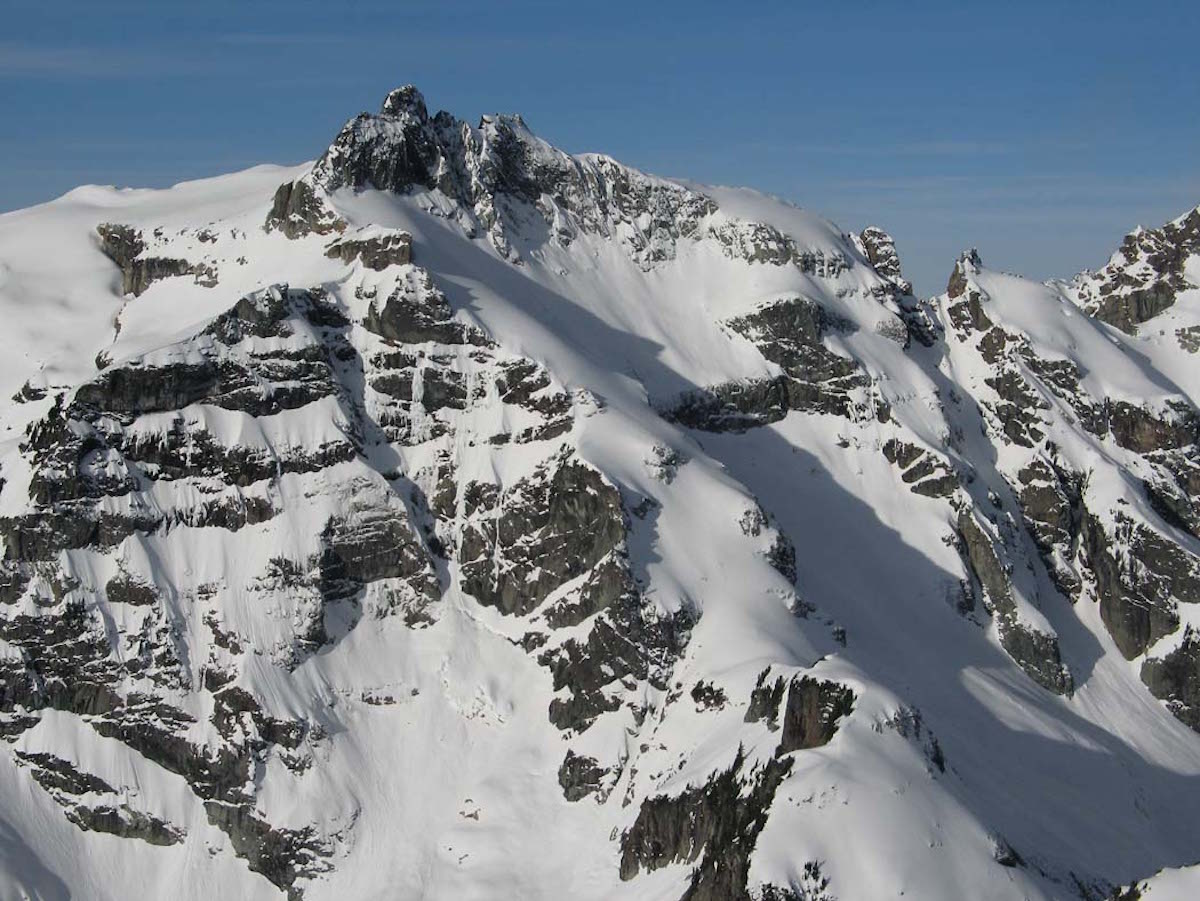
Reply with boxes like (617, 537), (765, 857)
(1, 86), (1199, 901)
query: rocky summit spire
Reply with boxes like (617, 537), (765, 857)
(858, 226), (912, 296)
(380, 84), (429, 120)
(946, 247), (983, 298)
(271, 87), (720, 268)
(1065, 203), (1200, 333)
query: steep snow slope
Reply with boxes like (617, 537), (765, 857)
(1, 86), (1199, 901)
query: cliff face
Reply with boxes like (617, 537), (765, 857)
(1, 86), (1200, 901)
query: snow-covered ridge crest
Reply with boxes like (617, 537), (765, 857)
(267, 84), (899, 291)
(269, 83), (718, 269)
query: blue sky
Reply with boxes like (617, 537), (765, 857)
(2, 0), (1197, 295)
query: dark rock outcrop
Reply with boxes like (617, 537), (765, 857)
(362, 269), (483, 347)
(1016, 458), (1084, 598)
(557, 750), (608, 802)
(265, 180), (346, 240)
(540, 589), (693, 733)
(459, 453), (624, 616)
(743, 671), (855, 753)
(16, 751), (190, 850)
(946, 249), (983, 300)
(318, 505), (439, 620)
(1081, 509), (1195, 661)
(1140, 628), (1200, 732)
(859, 225), (913, 296)
(204, 801), (330, 900)
(65, 804), (184, 846)
(96, 224), (216, 296)
(1070, 207), (1200, 334)
(664, 376), (794, 432)
(958, 510), (1073, 695)
(883, 438), (958, 498)
(619, 748), (793, 900)
(15, 750), (116, 795)
(296, 85), (719, 268)
(664, 297), (875, 431)
(776, 677), (856, 754)
(984, 368), (1047, 448)
(324, 230), (412, 270)
(1108, 401), (1198, 455)
(745, 668), (787, 729)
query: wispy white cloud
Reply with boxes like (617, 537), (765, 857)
(215, 32), (357, 47)
(821, 172), (1200, 202)
(0, 43), (120, 75)
(791, 139), (1015, 156)
(0, 42), (201, 77)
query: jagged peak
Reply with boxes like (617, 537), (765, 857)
(860, 224), (894, 241)
(480, 111), (531, 131)
(946, 248), (983, 298)
(374, 86), (537, 145)
(1167, 202), (1200, 228)
(380, 84), (429, 120)
(266, 90), (898, 290)
(855, 225), (912, 297)
(1063, 200), (1200, 333)
(957, 247), (983, 270)
(269, 89), (720, 267)
(1116, 202), (1200, 251)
